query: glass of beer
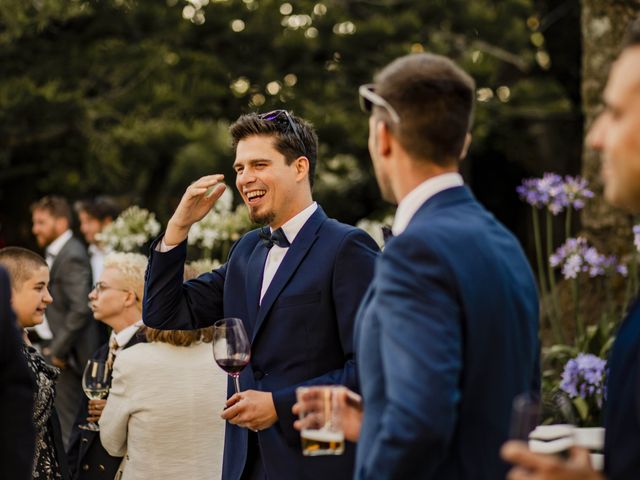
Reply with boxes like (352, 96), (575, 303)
(296, 385), (345, 456)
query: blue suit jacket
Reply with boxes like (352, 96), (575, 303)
(604, 299), (640, 479)
(354, 186), (539, 480)
(143, 207), (379, 480)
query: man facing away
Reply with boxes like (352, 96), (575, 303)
(66, 252), (147, 480)
(502, 16), (640, 480)
(307, 53), (540, 479)
(31, 195), (101, 447)
(143, 111), (379, 480)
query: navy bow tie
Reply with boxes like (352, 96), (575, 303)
(259, 227), (291, 249)
(381, 225), (394, 244)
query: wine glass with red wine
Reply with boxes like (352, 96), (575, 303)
(213, 317), (251, 394)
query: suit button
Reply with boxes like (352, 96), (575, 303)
(253, 370), (264, 380)
(82, 464), (89, 471)
(98, 464), (105, 472)
(81, 438), (88, 443)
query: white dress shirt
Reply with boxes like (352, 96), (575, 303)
(392, 173), (464, 236)
(89, 244), (109, 283)
(36, 229), (73, 340)
(45, 229), (73, 267)
(110, 320), (144, 352)
(260, 202), (317, 303)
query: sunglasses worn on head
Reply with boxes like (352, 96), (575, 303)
(258, 109), (306, 153)
(358, 84), (401, 124)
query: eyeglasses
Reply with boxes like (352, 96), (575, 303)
(92, 282), (134, 297)
(358, 84), (401, 124)
(258, 109), (306, 153)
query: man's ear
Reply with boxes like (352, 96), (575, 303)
(460, 132), (472, 160)
(294, 156), (310, 183)
(376, 121), (392, 158)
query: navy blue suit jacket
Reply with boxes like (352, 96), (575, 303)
(143, 207), (379, 480)
(67, 330), (146, 479)
(354, 186), (539, 480)
(604, 299), (640, 479)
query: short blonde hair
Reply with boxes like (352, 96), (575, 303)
(103, 252), (147, 312)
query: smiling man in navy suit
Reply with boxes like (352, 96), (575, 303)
(331, 53), (540, 479)
(142, 111), (378, 480)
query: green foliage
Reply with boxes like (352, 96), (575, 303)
(0, 0), (577, 245)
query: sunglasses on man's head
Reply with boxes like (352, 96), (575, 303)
(358, 84), (401, 124)
(258, 109), (306, 153)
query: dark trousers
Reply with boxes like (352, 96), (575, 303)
(240, 431), (266, 480)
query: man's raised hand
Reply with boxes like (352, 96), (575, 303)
(165, 175), (226, 246)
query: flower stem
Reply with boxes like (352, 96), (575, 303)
(573, 277), (584, 341)
(546, 210), (565, 343)
(565, 208), (572, 240)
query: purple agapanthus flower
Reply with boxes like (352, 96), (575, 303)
(550, 237), (627, 279)
(560, 353), (607, 408)
(562, 175), (594, 210)
(517, 173), (593, 215)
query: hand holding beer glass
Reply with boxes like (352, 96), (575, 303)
(295, 385), (357, 456)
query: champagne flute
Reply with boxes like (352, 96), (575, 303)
(79, 359), (111, 431)
(213, 318), (251, 394)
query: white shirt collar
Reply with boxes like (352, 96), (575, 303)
(112, 320), (144, 348)
(273, 202), (318, 245)
(392, 173), (464, 236)
(46, 230), (73, 258)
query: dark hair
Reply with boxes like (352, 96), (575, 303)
(229, 112), (319, 188)
(0, 247), (48, 289)
(74, 196), (121, 221)
(373, 53), (475, 166)
(623, 16), (640, 48)
(30, 195), (72, 224)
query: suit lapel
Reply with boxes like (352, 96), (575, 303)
(245, 241), (269, 336)
(251, 208), (327, 343)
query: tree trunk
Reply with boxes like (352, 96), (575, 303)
(581, 0), (640, 253)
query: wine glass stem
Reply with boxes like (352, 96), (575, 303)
(233, 376), (241, 394)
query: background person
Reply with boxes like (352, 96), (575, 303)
(66, 252), (147, 480)
(99, 326), (226, 479)
(0, 247), (70, 479)
(31, 195), (101, 447)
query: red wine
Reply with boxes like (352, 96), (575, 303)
(216, 358), (249, 376)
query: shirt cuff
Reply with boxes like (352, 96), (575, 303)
(156, 237), (179, 253)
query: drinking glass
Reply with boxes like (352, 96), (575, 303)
(295, 386), (345, 456)
(79, 359), (111, 431)
(213, 318), (251, 394)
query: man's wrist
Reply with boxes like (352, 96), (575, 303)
(164, 219), (190, 246)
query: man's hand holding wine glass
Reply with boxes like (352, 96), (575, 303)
(220, 390), (278, 432)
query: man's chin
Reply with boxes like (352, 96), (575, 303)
(249, 209), (275, 226)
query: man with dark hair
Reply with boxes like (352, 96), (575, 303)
(143, 110), (379, 480)
(307, 53), (539, 479)
(31, 195), (100, 447)
(74, 196), (121, 283)
(502, 16), (640, 480)
(0, 265), (36, 480)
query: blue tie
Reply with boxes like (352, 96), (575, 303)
(258, 227), (291, 249)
